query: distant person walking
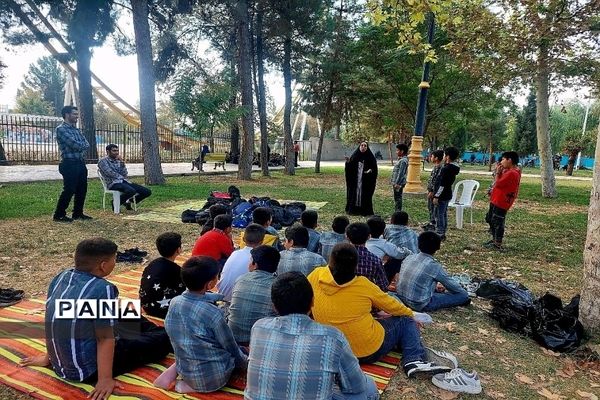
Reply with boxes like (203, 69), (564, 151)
(53, 106), (92, 223)
(345, 141), (378, 216)
(293, 140), (300, 167)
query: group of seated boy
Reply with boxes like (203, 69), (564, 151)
(22, 206), (473, 400)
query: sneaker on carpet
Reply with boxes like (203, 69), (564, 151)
(432, 368), (482, 394)
(404, 361), (452, 378)
(425, 348), (459, 369)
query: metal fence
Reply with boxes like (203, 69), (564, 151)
(0, 114), (232, 164)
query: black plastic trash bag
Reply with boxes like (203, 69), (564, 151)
(532, 293), (585, 353)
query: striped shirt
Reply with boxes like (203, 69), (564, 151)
(245, 314), (367, 400)
(45, 269), (118, 381)
(277, 248), (326, 276)
(165, 291), (248, 392)
(228, 270), (277, 343)
(56, 122), (89, 160)
(318, 232), (346, 262)
(384, 224), (419, 254)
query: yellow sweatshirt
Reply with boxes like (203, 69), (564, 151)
(307, 266), (414, 358)
(239, 231), (279, 248)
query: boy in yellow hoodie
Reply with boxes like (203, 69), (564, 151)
(239, 207), (282, 250)
(308, 242), (458, 378)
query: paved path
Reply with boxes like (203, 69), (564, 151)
(0, 160), (591, 183)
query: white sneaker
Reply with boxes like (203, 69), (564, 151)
(432, 368), (482, 394)
(425, 347), (459, 369)
(404, 361), (451, 378)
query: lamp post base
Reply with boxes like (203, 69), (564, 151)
(405, 135), (426, 194)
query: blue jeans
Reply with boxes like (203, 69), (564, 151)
(436, 200), (449, 236)
(332, 374), (380, 400)
(422, 291), (470, 312)
(358, 316), (426, 367)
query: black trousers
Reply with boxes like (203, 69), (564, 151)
(485, 204), (508, 243)
(54, 159), (88, 218)
(393, 187), (404, 211)
(109, 182), (152, 205)
(82, 317), (172, 382)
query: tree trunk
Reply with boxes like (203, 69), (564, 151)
(335, 123), (340, 140)
(235, 0), (255, 180)
(73, 43), (98, 161)
(0, 143), (6, 163)
(566, 151), (577, 176)
(255, 8), (269, 177)
(534, 47), (557, 197)
(228, 35), (240, 157)
(131, 0), (165, 185)
(580, 121), (600, 332)
(283, 34), (295, 175)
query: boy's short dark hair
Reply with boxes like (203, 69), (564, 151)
(285, 225), (309, 248)
(252, 207), (273, 226)
(396, 143), (409, 154)
(331, 215), (350, 234)
(366, 216), (386, 239)
(244, 223), (266, 246)
(301, 210), (318, 229)
(329, 243), (358, 285)
(418, 231), (442, 255)
(251, 245), (281, 273)
(502, 151), (519, 165)
(271, 271), (313, 315)
(105, 144), (118, 152)
(444, 146), (459, 161)
(181, 256), (220, 291)
(214, 214), (232, 230)
(345, 222), (370, 245)
(61, 105), (77, 119)
(432, 149), (444, 161)
(209, 204), (229, 218)
(391, 211), (409, 226)
(156, 232), (182, 258)
(74, 238), (118, 271)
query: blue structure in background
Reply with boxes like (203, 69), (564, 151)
(460, 151), (595, 169)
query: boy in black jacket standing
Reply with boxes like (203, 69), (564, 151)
(432, 147), (460, 240)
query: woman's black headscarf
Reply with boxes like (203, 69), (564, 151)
(345, 143), (378, 216)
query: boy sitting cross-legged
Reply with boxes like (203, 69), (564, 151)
(396, 231), (470, 312)
(277, 224), (326, 276)
(318, 215), (349, 261)
(384, 211), (419, 254)
(139, 232), (185, 319)
(307, 243), (457, 378)
(228, 245), (281, 345)
(346, 222), (389, 292)
(20, 238), (172, 400)
(301, 209), (321, 253)
(155, 256), (248, 393)
(245, 271), (380, 400)
(239, 207), (283, 250)
(366, 216), (412, 287)
(218, 223), (266, 302)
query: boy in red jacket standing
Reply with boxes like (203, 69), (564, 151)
(485, 151), (521, 251)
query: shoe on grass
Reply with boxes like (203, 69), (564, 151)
(72, 214), (93, 221)
(125, 201), (133, 211)
(432, 368), (482, 394)
(404, 360), (451, 378)
(53, 215), (73, 223)
(425, 347), (459, 369)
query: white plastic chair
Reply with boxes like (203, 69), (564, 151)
(448, 179), (479, 229)
(98, 172), (136, 214)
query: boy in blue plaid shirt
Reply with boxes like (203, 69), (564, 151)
(155, 256), (248, 393)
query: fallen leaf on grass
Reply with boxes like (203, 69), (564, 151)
(445, 322), (456, 332)
(556, 362), (577, 378)
(472, 350), (483, 356)
(515, 373), (535, 385)
(400, 387), (417, 395)
(429, 387), (459, 399)
(458, 345), (469, 352)
(541, 348), (561, 357)
(576, 390), (598, 400)
(486, 390), (506, 399)
(478, 328), (489, 336)
(590, 383), (600, 388)
(537, 387), (563, 400)
(495, 337), (506, 344)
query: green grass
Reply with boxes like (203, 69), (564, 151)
(459, 162), (595, 178)
(0, 167), (598, 399)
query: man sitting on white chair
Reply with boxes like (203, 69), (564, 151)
(98, 144), (152, 210)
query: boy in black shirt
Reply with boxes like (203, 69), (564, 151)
(140, 232), (185, 318)
(432, 147), (460, 240)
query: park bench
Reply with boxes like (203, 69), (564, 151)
(204, 152), (226, 170)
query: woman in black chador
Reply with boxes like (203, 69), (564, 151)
(345, 141), (378, 216)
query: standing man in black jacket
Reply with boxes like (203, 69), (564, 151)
(432, 147), (460, 240)
(53, 106), (92, 223)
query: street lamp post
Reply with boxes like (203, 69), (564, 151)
(405, 13), (435, 193)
